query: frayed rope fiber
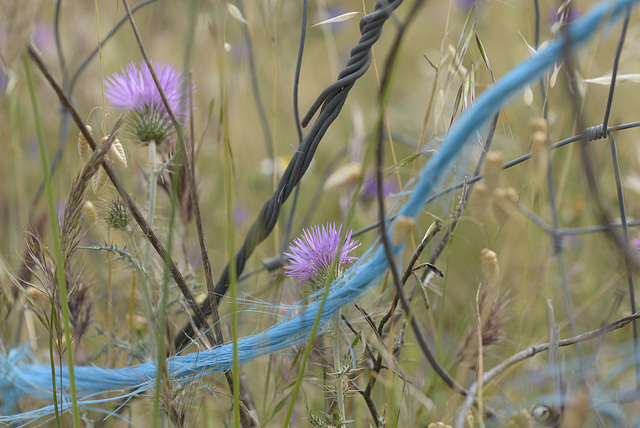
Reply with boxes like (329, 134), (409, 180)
(1, 0), (636, 424)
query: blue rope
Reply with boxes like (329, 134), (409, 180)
(1, 0), (636, 424)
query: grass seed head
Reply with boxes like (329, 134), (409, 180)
(530, 131), (549, 182)
(480, 248), (500, 285)
(91, 167), (109, 194)
(78, 125), (93, 164)
(529, 117), (548, 135)
(469, 181), (490, 217)
(483, 151), (504, 194)
(82, 201), (97, 223)
(323, 162), (362, 192)
(105, 136), (128, 168)
(492, 187), (517, 228)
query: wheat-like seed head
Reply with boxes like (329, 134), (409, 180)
(492, 187), (517, 228)
(483, 151), (504, 195)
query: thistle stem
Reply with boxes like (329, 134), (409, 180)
(146, 140), (158, 237)
(142, 140), (158, 358)
(334, 310), (345, 424)
(144, 139), (163, 428)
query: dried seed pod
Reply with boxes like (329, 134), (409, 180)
(78, 125), (93, 164)
(107, 137), (128, 168)
(469, 182), (490, 217)
(91, 167), (108, 194)
(483, 151), (504, 194)
(480, 248), (500, 285)
(523, 84), (533, 107)
(82, 201), (97, 223)
(392, 215), (416, 246)
(531, 131), (549, 182)
(492, 187), (518, 228)
(323, 162), (362, 192)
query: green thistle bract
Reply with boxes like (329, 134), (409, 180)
(106, 198), (129, 230)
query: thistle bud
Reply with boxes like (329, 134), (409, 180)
(105, 197), (130, 230)
(492, 187), (518, 228)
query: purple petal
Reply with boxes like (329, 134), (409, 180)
(283, 222), (359, 286)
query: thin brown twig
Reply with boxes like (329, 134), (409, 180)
(185, 68), (223, 348)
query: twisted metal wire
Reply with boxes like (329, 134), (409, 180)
(174, 0), (404, 350)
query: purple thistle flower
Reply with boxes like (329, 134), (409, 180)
(633, 236), (640, 254)
(105, 61), (191, 145)
(284, 223), (360, 286)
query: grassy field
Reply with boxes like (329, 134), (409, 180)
(2, 0), (640, 426)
